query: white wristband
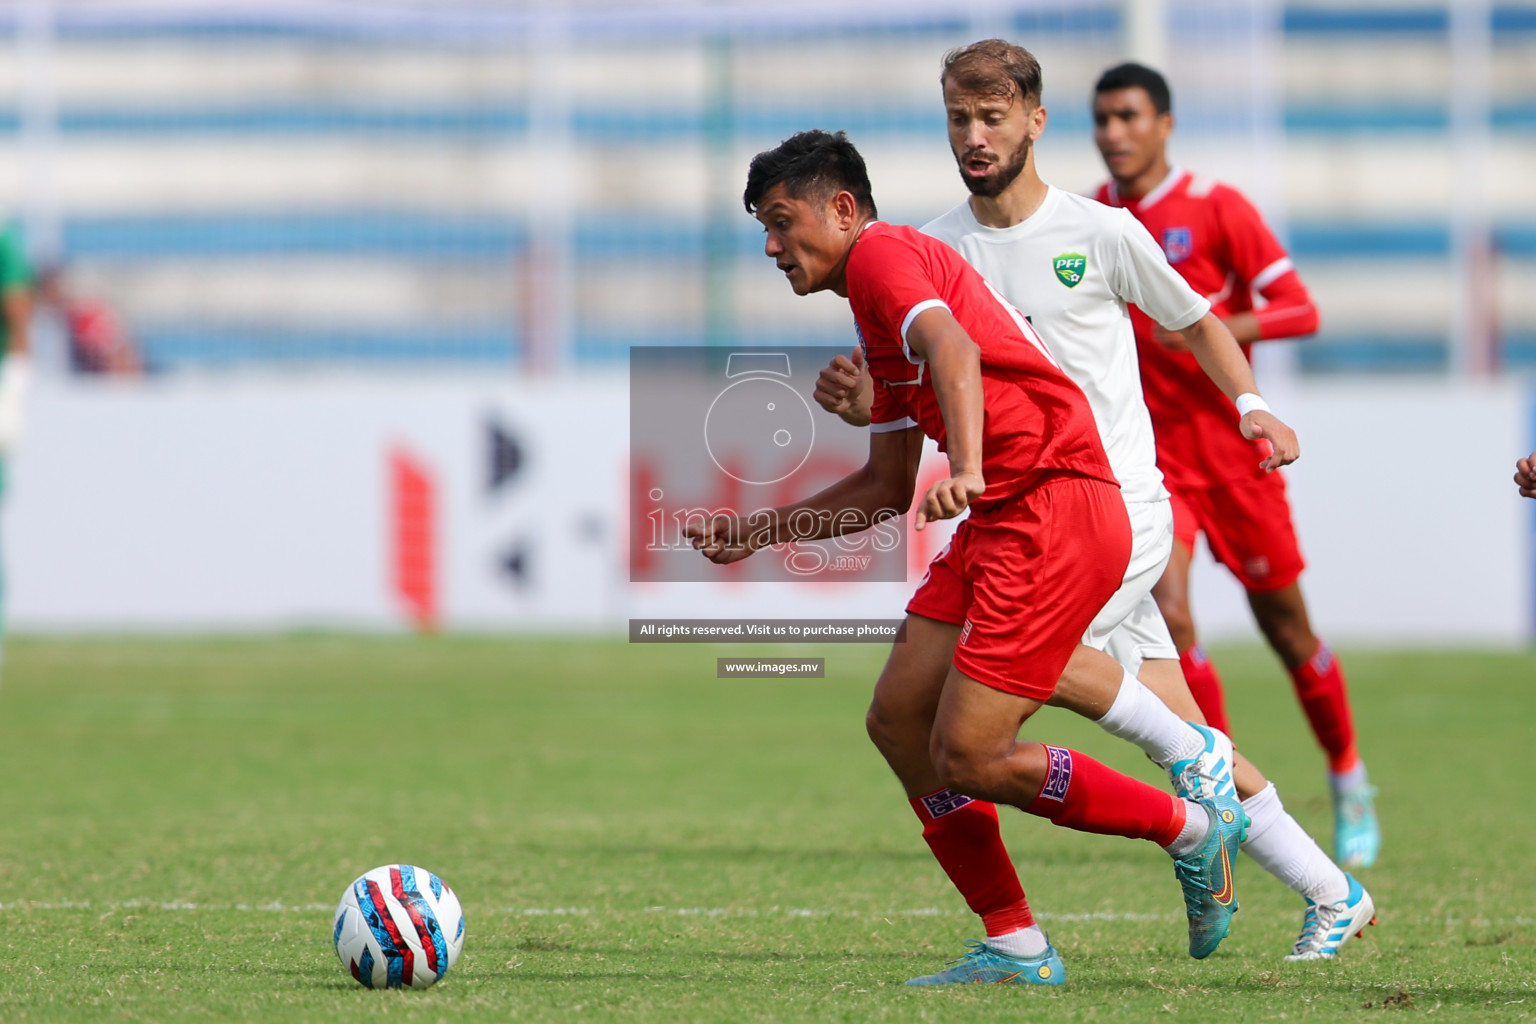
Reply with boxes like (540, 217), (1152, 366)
(1234, 392), (1270, 418)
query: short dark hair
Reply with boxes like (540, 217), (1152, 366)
(940, 38), (1042, 108)
(1094, 62), (1171, 115)
(743, 130), (877, 218)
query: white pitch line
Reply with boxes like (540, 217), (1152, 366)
(0, 901), (1168, 920)
(1, 901), (1530, 930)
(0, 900), (335, 912)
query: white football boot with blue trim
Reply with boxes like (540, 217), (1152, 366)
(1165, 723), (1237, 803)
(1283, 873), (1376, 961)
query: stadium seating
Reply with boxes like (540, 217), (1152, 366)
(0, 2), (1531, 373)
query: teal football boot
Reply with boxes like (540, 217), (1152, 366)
(1173, 793), (1248, 959)
(1333, 782), (1380, 869)
(905, 939), (1065, 986)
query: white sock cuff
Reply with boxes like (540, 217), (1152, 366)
(1240, 782), (1284, 847)
(986, 924), (1050, 958)
(1096, 669), (1203, 766)
(1330, 761), (1369, 793)
(1165, 798), (1210, 857)
(1094, 668), (1140, 726)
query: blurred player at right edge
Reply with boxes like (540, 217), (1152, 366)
(0, 220), (32, 677)
(1091, 64), (1380, 868)
(1515, 454), (1536, 498)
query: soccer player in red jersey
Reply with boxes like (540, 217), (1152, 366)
(1091, 63), (1379, 868)
(689, 130), (1249, 984)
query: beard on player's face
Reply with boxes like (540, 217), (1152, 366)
(957, 137), (1030, 198)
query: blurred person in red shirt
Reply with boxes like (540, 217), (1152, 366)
(37, 266), (143, 376)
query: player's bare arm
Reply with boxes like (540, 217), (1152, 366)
(1170, 277), (1319, 348)
(1177, 312), (1298, 471)
(686, 424), (923, 563)
(1209, 311), (1263, 345)
(2, 288), (31, 356)
(1516, 454), (1536, 498)
(813, 345), (873, 426)
(903, 306), (986, 529)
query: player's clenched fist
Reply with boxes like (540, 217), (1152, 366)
(685, 515), (758, 565)
(813, 346), (872, 426)
(1240, 410), (1299, 472)
(1516, 453), (1536, 498)
(913, 471), (985, 530)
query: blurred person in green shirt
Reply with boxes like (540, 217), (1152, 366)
(0, 224), (31, 450)
(0, 222), (32, 666)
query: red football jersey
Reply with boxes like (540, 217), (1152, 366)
(1095, 169), (1315, 489)
(846, 222), (1116, 509)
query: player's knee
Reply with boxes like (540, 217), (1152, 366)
(864, 697), (898, 753)
(865, 689), (929, 763)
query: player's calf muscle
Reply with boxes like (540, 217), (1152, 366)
(865, 698), (941, 794)
(1135, 658), (1205, 722)
(929, 695), (1049, 804)
(867, 615), (959, 793)
(1247, 585), (1318, 668)
(930, 733), (1048, 805)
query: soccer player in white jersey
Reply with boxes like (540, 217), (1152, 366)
(816, 39), (1374, 962)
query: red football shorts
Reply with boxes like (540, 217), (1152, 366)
(1168, 470), (1306, 593)
(906, 475), (1132, 701)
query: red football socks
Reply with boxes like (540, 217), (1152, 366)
(1180, 644), (1233, 738)
(1021, 745), (1185, 847)
(910, 790), (1035, 936)
(1289, 641), (1359, 773)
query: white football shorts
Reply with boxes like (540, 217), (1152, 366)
(1081, 497), (1180, 675)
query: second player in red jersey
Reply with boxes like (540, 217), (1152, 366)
(1094, 171), (1316, 495)
(1092, 63), (1379, 869)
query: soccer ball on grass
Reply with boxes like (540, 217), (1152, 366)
(333, 864), (465, 988)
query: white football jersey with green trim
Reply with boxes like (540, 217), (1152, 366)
(923, 186), (1208, 505)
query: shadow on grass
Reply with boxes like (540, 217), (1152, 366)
(146, 952), (1536, 1011)
(1053, 966), (1536, 1007)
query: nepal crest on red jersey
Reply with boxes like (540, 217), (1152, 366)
(1161, 226), (1193, 264)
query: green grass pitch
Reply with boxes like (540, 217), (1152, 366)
(0, 635), (1532, 1021)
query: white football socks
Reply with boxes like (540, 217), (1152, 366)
(986, 923), (1051, 958)
(1094, 669), (1204, 766)
(1163, 799), (1212, 858)
(1240, 782), (1350, 905)
(1329, 761), (1370, 794)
